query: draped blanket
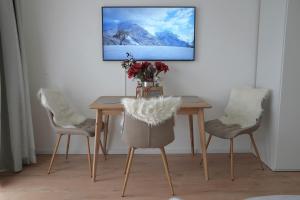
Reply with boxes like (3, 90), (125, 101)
(122, 97), (182, 126)
(37, 88), (86, 128)
(219, 88), (269, 128)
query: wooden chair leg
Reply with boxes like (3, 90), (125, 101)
(103, 115), (109, 155)
(207, 135), (212, 147)
(122, 147), (135, 197)
(230, 138), (234, 181)
(48, 134), (62, 174)
(160, 147), (175, 196)
(124, 147), (131, 174)
(249, 133), (264, 170)
(65, 134), (71, 160)
(86, 136), (92, 177)
(200, 134), (212, 164)
(188, 115), (195, 156)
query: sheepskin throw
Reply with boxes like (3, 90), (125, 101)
(37, 88), (87, 128)
(219, 88), (269, 128)
(122, 97), (182, 126)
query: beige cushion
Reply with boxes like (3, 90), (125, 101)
(74, 119), (97, 137)
(52, 118), (101, 137)
(205, 119), (259, 139)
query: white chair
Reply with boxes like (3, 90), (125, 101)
(121, 97), (181, 197)
(203, 88), (269, 180)
(37, 89), (107, 176)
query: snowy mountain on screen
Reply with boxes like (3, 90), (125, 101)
(103, 21), (191, 47)
(155, 31), (190, 47)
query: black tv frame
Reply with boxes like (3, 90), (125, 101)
(101, 6), (196, 61)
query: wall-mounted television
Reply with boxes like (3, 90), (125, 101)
(102, 6), (196, 61)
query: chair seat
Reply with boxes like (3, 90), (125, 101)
(74, 119), (97, 137)
(205, 119), (249, 139)
(54, 119), (104, 137)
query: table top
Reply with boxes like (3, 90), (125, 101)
(89, 96), (211, 110)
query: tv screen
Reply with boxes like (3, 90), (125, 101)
(102, 6), (196, 61)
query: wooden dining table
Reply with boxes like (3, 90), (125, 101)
(89, 96), (212, 181)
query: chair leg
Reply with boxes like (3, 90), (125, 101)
(86, 136), (92, 177)
(65, 134), (71, 160)
(230, 138), (234, 181)
(207, 135), (212, 147)
(160, 147), (175, 196)
(200, 134), (212, 165)
(122, 147), (135, 197)
(188, 115), (195, 156)
(103, 115), (109, 155)
(124, 147), (131, 174)
(48, 134), (62, 174)
(249, 133), (264, 170)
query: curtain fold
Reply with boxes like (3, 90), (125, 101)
(0, 0), (36, 172)
(0, 35), (14, 172)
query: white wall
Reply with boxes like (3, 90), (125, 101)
(256, 0), (300, 170)
(276, 0), (300, 170)
(21, 0), (260, 155)
(255, 0), (288, 169)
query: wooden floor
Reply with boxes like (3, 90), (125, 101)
(1, 154), (300, 200)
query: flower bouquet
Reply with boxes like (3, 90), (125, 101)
(121, 53), (169, 88)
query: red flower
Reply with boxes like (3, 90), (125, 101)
(128, 62), (148, 79)
(122, 53), (170, 81)
(155, 61), (169, 73)
(127, 66), (137, 79)
(132, 63), (142, 73)
(141, 61), (151, 69)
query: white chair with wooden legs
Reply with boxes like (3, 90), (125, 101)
(202, 88), (269, 181)
(121, 97), (181, 197)
(37, 89), (107, 177)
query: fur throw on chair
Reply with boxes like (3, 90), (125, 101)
(122, 97), (182, 126)
(37, 88), (87, 128)
(219, 88), (269, 128)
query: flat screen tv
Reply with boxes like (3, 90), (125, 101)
(102, 6), (196, 61)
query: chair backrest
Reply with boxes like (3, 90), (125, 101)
(36, 88), (86, 128)
(121, 97), (181, 148)
(44, 108), (58, 130)
(122, 114), (175, 148)
(122, 96), (181, 126)
(219, 88), (269, 128)
(37, 90), (60, 130)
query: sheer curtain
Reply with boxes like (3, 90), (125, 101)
(0, 0), (36, 172)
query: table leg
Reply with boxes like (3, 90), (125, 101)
(103, 115), (109, 155)
(198, 109), (209, 181)
(92, 109), (103, 182)
(188, 115), (195, 156)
